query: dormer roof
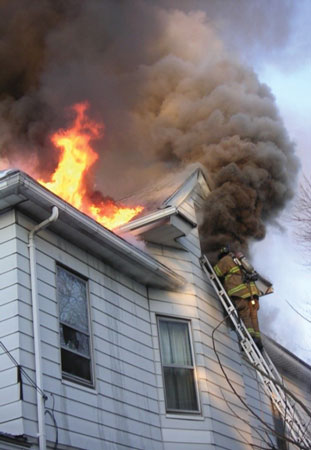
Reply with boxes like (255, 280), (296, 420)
(119, 164), (211, 248)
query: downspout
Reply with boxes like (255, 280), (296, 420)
(28, 207), (59, 450)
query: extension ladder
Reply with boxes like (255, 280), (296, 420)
(200, 254), (311, 449)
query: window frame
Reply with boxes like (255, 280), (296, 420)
(157, 316), (201, 415)
(56, 264), (94, 387)
(271, 400), (288, 449)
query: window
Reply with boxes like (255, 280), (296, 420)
(56, 266), (92, 384)
(158, 317), (199, 413)
(271, 401), (288, 449)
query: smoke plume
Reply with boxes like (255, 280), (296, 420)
(0, 0), (299, 257)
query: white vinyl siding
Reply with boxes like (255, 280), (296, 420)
(148, 193), (255, 449)
(0, 210), (24, 436)
(1, 176), (310, 450)
(13, 211), (163, 450)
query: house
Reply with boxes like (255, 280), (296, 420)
(0, 167), (310, 449)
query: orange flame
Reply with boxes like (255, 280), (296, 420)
(39, 102), (143, 229)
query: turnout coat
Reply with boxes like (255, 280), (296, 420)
(213, 253), (260, 299)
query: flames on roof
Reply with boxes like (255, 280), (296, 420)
(28, 103), (144, 230)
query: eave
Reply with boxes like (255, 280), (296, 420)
(119, 206), (196, 249)
(263, 335), (311, 388)
(0, 170), (184, 290)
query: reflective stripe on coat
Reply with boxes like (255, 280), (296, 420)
(213, 254), (260, 299)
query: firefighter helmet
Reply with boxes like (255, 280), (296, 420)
(218, 245), (230, 258)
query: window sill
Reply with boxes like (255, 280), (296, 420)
(165, 413), (204, 421)
(62, 378), (97, 395)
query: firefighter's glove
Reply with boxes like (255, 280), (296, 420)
(245, 271), (258, 282)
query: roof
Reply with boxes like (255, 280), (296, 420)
(263, 335), (311, 389)
(0, 432), (30, 448)
(119, 163), (211, 217)
(0, 170), (184, 289)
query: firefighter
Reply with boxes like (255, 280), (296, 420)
(213, 246), (263, 350)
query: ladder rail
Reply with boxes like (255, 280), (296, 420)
(202, 255), (289, 395)
(202, 255), (278, 373)
(248, 356), (311, 441)
(200, 254), (311, 448)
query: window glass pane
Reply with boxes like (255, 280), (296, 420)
(61, 349), (91, 382)
(57, 266), (89, 332)
(164, 367), (198, 411)
(159, 320), (192, 366)
(60, 324), (90, 357)
(271, 402), (288, 449)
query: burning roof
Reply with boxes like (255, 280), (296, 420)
(36, 102), (143, 229)
(119, 163), (211, 216)
(0, 169), (184, 289)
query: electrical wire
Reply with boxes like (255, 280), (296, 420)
(0, 340), (47, 400)
(253, 358), (289, 448)
(248, 361), (311, 421)
(251, 363), (278, 448)
(285, 299), (311, 324)
(218, 383), (274, 449)
(300, 417), (311, 444)
(215, 327), (274, 449)
(211, 315), (310, 450)
(45, 393), (59, 450)
(1, 340), (59, 449)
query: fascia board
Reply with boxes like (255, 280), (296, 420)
(119, 206), (196, 233)
(0, 171), (184, 290)
(197, 170), (212, 197)
(263, 336), (311, 385)
(161, 170), (199, 208)
(161, 168), (211, 209)
(118, 168), (210, 235)
(118, 206), (178, 232)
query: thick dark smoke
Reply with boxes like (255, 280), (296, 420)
(0, 0), (299, 257)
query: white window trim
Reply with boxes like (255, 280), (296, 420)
(157, 315), (201, 415)
(56, 263), (95, 388)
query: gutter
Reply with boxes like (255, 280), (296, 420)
(28, 207), (59, 450)
(119, 206), (178, 232)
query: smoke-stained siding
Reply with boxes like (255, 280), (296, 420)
(0, 210), (24, 436)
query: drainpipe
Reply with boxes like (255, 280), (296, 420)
(28, 207), (59, 450)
